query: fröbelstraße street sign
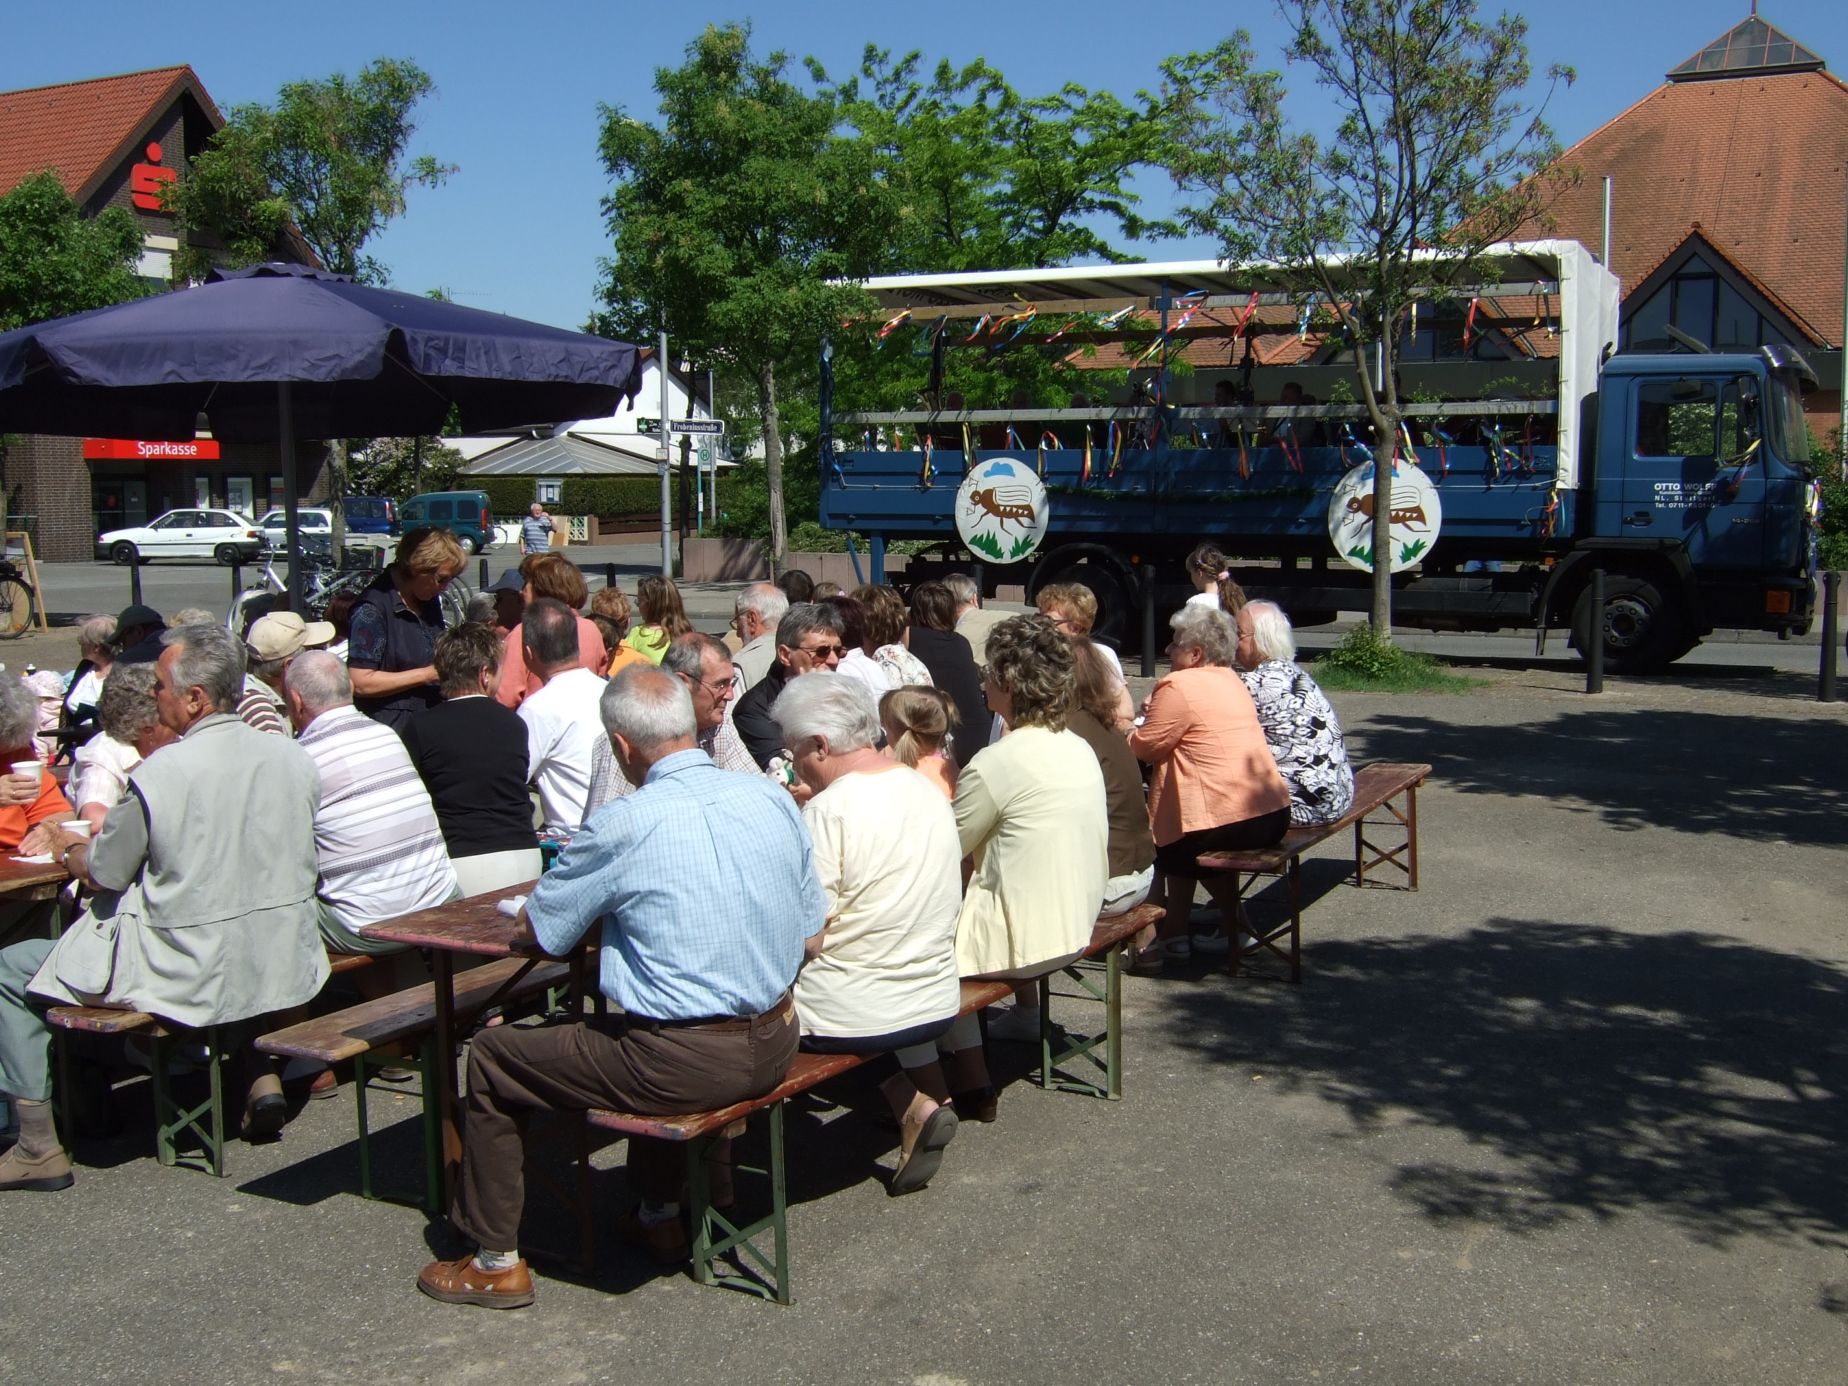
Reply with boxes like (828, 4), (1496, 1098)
(637, 417), (725, 436)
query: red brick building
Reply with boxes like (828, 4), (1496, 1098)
(0, 66), (318, 558)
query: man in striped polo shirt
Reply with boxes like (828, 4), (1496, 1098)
(284, 652), (458, 965)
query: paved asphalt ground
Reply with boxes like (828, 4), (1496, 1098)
(1, 553), (1845, 1382)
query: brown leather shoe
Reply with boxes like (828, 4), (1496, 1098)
(616, 1207), (690, 1265)
(306, 1069), (339, 1100)
(416, 1254), (534, 1309)
(0, 1142), (74, 1192)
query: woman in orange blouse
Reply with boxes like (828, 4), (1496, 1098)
(492, 554), (608, 708)
(1127, 604), (1289, 967)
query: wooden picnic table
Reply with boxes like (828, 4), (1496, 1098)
(0, 853), (71, 904)
(357, 880), (588, 1205)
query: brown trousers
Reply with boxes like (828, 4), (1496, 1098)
(452, 1002), (798, 1253)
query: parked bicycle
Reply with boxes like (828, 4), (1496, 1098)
(0, 555), (37, 639)
(229, 544), (473, 636)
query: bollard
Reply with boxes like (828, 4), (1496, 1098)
(605, 562), (617, 592)
(1140, 563), (1158, 678)
(129, 561), (142, 608)
(1820, 570), (1840, 704)
(1585, 569), (1604, 695)
(478, 556), (489, 590)
(230, 563), (243, 606)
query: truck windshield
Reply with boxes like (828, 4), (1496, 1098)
(1769, 375), (1811, 465)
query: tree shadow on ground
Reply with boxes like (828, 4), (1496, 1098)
(1348, 708), (1848, 845)
(1166, 919), (1848, 1249)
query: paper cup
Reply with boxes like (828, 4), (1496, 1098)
(60, 820), (91, 840)
(9, 760), (38, 779)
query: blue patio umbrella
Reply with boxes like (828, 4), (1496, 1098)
(0, 262), (644, 607)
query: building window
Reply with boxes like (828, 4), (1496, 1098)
(1622, 254), (1788, 352)
(137, 234), (177, 284)
(536, 478), (563, 504)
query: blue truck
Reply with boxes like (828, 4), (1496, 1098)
(819, 241), (1822, 672)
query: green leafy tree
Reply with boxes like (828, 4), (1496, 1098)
(164, 57), (455, 545)
(1162, 1), (1573, 639)
(349, 434), (464, 498)
(595, 23), (891, 565)
(807, 50), (1181, 434)
(0, 171), (152, 329)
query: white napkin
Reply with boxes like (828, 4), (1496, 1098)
(11, 854), (55, 864)
(496, 895), (527, 918)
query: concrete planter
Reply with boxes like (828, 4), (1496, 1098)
(679, 538), (914, 586)
(682, 536), (769, 582)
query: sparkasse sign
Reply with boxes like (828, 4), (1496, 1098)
(83, 438), (222, 461)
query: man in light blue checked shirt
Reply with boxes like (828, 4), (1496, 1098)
(419, 664), (824, 1311)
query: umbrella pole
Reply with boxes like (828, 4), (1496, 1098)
(279, 382), (304, 616)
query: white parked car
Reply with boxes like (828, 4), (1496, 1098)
(97, 509), (266, 566)
(255, 507), (334, 549)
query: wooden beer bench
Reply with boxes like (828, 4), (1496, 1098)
(1196, 761), (1431, 982)
(580, 902), (1164, 1305)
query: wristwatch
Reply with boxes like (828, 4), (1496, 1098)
(58, 840), (83, 870)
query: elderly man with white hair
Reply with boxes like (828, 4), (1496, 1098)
(1, 624), (326, 1188)
(416, 664), (823, 1310)
(728, 582), (788, 695)
(1233, 601), (1354, 826)
(284, 651), (458, 962)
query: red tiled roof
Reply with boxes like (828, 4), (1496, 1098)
(1515, 66), (1848, 348)
(0, 66), (222, 203)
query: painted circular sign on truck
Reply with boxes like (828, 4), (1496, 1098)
(955, 458), (1052, 564)
(1326, 458), (1443, 574)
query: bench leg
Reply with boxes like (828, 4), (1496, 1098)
(686, 1103), (792, 1304)
(1106, 942), (1123, 1100)
(1354, 786), (1421, 890)
(1407, 785), (1420, 890)
(150, 1027), (227, 1177)
(51, 1030), (72, 1145)
(1033, 957), (1120, 1100)
(1035, 973), (1053, 1092)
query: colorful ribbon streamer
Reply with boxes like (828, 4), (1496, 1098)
(876, 310), (912, 341)
(919, 433), (933, 488)
(1463, 296), (1480, 349)
(960, 421), (974, 458)
(1036, 430), (1060, 478)
(965, 313), (992, 342)
(1080, 425), (1093, 486)
(1107, 419), (1125, 478)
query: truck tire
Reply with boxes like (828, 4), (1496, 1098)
(1571, 574), (1684, 674)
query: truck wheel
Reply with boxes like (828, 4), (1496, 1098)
(1571, 574), (1683, 674)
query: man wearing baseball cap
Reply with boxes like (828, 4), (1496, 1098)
(239, 612), (335, 738)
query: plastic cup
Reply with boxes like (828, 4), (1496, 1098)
(10, 760), (38, 779)
(60, 820), (91, 840)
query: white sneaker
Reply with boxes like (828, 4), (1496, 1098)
(985, 1006), (1044, 1043)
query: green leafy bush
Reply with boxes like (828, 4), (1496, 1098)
(1312, 623), (1476, 692)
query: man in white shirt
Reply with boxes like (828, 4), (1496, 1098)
(285, 651), (458, 959)
(518, 598), (610, 835)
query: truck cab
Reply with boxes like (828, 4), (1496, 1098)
(1559, 346), (1818, 668)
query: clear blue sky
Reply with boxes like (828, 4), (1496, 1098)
(4, 1), (1843, 331)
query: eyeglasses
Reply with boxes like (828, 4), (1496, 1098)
(697, 677), (735, 698)
(798, 642), (847, 659)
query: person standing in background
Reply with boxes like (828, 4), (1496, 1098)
(519, 503), (558, 556)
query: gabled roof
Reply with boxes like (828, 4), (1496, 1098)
(461, 432), (660, 478)
(0, 66), (222, 204)
(1514, 59), (1847, 348)
(1668, 13), (1823, 81)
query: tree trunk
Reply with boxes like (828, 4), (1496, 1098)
(1369, 439), (1392, 639)
(758, 358), (789, 568)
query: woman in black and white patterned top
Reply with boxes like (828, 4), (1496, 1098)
(1233, 601), (1354, 826)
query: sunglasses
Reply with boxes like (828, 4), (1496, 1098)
(797, 642), (847, 659)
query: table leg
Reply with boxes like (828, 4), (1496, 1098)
(430, 949), (460, 1210)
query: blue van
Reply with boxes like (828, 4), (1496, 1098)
(400, 490), (495, 554)
(339, 495), (397, 536)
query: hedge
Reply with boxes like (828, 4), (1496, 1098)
(479, 473), (744, 523)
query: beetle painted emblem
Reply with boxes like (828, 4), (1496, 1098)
(1327, 457), (1443, 574)
(956, 458), (1052, 564)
